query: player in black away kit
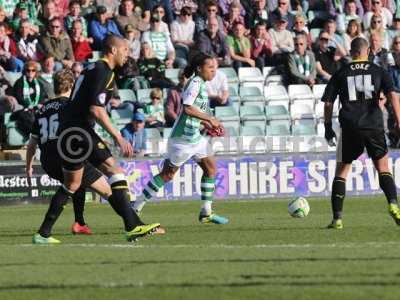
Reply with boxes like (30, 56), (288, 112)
(322, 37), (400, 229)
(33, 36), (163, 243)
(27, 70), (100, 238)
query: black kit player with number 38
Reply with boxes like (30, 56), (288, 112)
(321, 37), (400, 229)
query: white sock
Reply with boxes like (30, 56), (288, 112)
(133, 199), (147, 212)
(201, 200), (212, 215)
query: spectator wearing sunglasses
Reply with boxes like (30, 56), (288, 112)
(144, 88), (165, 128)
(364, 14), (390, 50)
(194, 0), (224, 35)
(363, 0), (393, 29)
(269, 0), (294, 29)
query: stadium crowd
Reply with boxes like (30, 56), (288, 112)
(1, 0), (400, 150)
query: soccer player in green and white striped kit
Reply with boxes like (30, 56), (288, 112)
(133, 53), (229, 224)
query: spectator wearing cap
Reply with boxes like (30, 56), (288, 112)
(141, 14), (179, 68)
(194, 0), (224, 35)
(138, 42), (175, 88)
(124, 24), (141, 61)
(363, 0), (393, 29)
(268, 0), (294, 29)
(121, 112), (147, 157)
(115, 0), (148, 33)
(287, 34), (317, 86)
(0, 22), (24, 72)
(64, 1), (89, 37)
(196, 16), (231, 66)
(205, 58), (231, 108)
(143, 0), (174, 25)
(313, 31), (346, 83)
(165, 70), (186, 127)
(245, 0), (269, 29)
(226, 21), (254, 70)
(144, 88), (165, 128)
(70, 19), (93, 62)
(38, 17), (75, 71)
(15, 19), (41, 62)
(171, 0), (198, 16)
(223, 2), (245, 35)
(269, 15), (294, 64)
(250, 20), (273, 69)
(170, 6), (195, 68)
(89, 5), (122, 50)
(120, 112), (147, 157)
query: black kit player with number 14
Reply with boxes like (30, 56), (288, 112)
(321, 37), (400, 229)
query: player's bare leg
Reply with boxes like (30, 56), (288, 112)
(373, 154), (400, 224)
(133, 160), (179, 213)
(197, 156), (229, 224)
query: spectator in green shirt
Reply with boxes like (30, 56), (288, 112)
(226, 21), (255, 71)
(144, 88), (164, 128)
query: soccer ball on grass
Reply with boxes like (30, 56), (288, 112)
(288, 197), (310, 218)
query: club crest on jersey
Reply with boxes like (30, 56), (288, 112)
(98, 93), (106, 105)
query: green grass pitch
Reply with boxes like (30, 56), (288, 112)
(0, 197), (399, 300)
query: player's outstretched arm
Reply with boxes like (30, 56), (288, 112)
(26, 137), (38, 179)
(183, 105), (221, 128)
(89, 105), (134, 157)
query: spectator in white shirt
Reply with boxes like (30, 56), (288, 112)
(205, 58), (230, 108)
(363, 0), (393, 29)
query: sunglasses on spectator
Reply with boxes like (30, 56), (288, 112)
(152, 97), (161, 100)
(372, 20), (382, 23)
(26, 69), (36, 73)
(379, 97), (386, 100)
(182, 12), (191, 16)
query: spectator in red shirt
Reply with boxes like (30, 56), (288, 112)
(250, 21), (273, 69)
(70, 20), (93, 62)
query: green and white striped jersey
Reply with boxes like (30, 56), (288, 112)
(170, 76), (209, 144)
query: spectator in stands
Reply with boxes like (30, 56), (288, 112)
(138, 42), (175, 89)
(9, 2), (40, 33)
(0, 22), (23, 72)
(151, 5), (170, 35)
(323, 18), (347, 53)
(205, 58), (230, 108)
(364, 14), (390, 50)
(227, 21), (254, 70)
(80, 0), (96, 17)
(0, 65), (19, 114)
(195, 16), (231, 67)
(388, 36), (400, 91)
(115, 0), (148, 33)
(223, 2), (245, 35)
(327, 0), (364, 33)
(170, 6), (195, 68)
(38, 0), (60, 31)
(70, 20), (93, 63)
(165, 69), (186, 127)
(40, 55), (56, 86)
(16, 20), (41, 63)
(172, 0), (198, 16)
(344, 0), (363, 27)
(195, 0), (224, 34)
(269, 0), (295, 29)
(363, 0), (392, 29)
(54, 0), (70, 17)
(71, 61), (83, 79)
(124, 24), (141, 61)
(269, 15), (294, 65)
(12, 61), (48, 109)
(120, 112), (147, 157)
(219, 0), (245, 16)
(245, 0), (269, 29)
(0, 0), (18, 18)
(64, 1), (89, 37)
(142, 15), (179, 68)
(144, 88), (165, 128)
(292, 14), (312, 48)
(143, 0), (174, 25)
(314, 31), (346, 82)
(38, 17), (74, 71)
(287, 34), (317, 86)
(250, 20), (273, 69)
(344, 19), (365, 53)
(89, 5), (122, 50)
(368, 32), (391, 69)
(96, 0), (120, 16)
(308, 0), (330, 28)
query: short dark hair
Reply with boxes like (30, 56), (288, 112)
(103, 35), (125, 54)
(350, 37), (369, 55)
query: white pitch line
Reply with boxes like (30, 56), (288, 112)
(13, 241), (400, 249)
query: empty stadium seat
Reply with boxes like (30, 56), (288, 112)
(242, 120), (266, 129)
(228, 86), (240, 102)
(145, 128), (162, 139)
(163, 127), (172, 138)
(288, 84), (314, 101)
(215, 106), (240, 121)
(89, 51), (101, 62)
(310, 28), (322, 42)
(136, 88), (152, 103)
(265, 75), (283, 86)
(265, 105), (290, 121)
(5, 72), (21, 86)
(219, 67), (239, 84)
(6, 127), (28, 146)
(224, 126), (239, 136)
(290, 103), (315, 120)
(119, 89), (136, 102)
(241, 125), (265, 136)
(262, 66), (274, 79)
(266, 124), (290, 136)
(110, 107), (133, 126)
(239, 86), (265, 102)
(238, 67), (264, 83)
(145, 128), (163, 156)
(240, 105), (266, 121)
(221, 120), (240, 133)
(292, 124), (317, 136)
(312, 84), (327, 100)
(165, 68), (180, 84)
(264, 85), (289, 102)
